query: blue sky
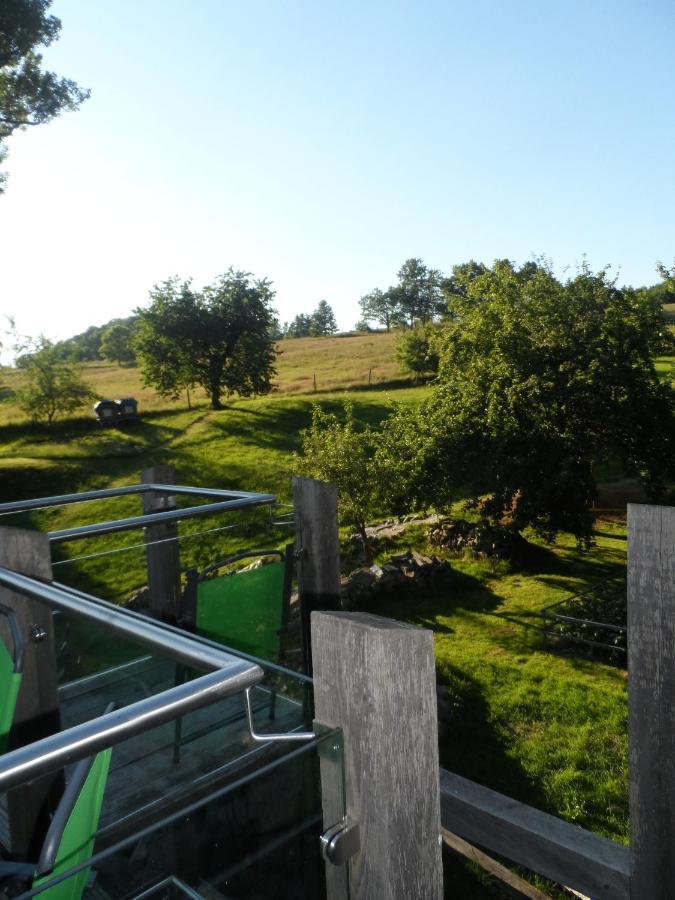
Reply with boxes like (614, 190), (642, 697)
(1, 0), (674, 344)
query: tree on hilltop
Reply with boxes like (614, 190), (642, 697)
(135, 269), (277, 410)
(0, 0), (89, 191)
(309, 300), (338, 336)
(285, 313), (312, 338)
(359, 258), (445, 331)
(100, 321), (136, 366)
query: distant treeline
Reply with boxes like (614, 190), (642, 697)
(17, 257), (675, 367)
(16, 315), (139, 367)
(281, 300), (338, 338)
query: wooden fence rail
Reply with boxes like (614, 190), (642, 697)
(440, 769), (630, 900)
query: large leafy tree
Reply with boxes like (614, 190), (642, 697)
(135, 269), (277, 410)
(379, 260), (675, 545)
(0, 0), (89, 191)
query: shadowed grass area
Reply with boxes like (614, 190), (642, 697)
(357, 518), (628, 846)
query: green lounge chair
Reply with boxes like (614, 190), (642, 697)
(0, 706), (113, 900)
(0, 603), (23, 755)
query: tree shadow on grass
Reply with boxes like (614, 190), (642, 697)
(437, 663), (550, 813)
(364, 568), (504, 620)
(203, 398), (394, 454)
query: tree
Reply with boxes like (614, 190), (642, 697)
(295, 402), (381, 563)
(0, 0), (89, 191)
(309, 300), (338, 336)
(359, 288), (398, 332)
(395, 325), (440, 381)
(359, 259), (445, 331)
(17, 337), (94, 425)
(135, 269), (277, 410)
(100, 321), (136, 366)
(380, 260), (675, 545)
(285, 313), (312, 338)
(391, 258), (445, 328)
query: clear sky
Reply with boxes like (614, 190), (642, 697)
(1, 0), (674, 346)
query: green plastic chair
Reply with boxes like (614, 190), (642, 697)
(183, 546), (293, 664)
(0, 603), (24, 755)
(0, 706), (113, 900)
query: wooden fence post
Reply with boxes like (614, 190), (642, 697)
(312, 611), (443, 900)
(0, 527), (63, 857)
(292, 477), (342, 674)
(627, 503), (675, 899)
(141, 464), (181, 623)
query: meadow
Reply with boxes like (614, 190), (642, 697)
(0, 330), (648, 892)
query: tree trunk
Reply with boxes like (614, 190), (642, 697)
(359, 523), (373, 565)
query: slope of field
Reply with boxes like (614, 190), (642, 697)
(0, 331), (403, 426)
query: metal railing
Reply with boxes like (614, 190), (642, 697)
(0, 568), (265, 791)
(0, 483), (275, 543)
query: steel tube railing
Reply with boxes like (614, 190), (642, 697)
(0, 483), (274, 515)
(0, 568), (266, 790)
(0, 568), (258, 673)
(0, 482), (276, 543)
(48, 495), (274, 543)
(0, 664), (260, 792)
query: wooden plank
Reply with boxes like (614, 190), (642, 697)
(292, 477), (341, 674)
(141, 464), (181, 622)
(441, 829), (551, 900)
(312, 611), (443, 900)
(440, 769), (629, 900)
(627, 503), (675, 899)
(0, 526), (63, 856)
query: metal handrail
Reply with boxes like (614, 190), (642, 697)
(0, 483), (276, 543)
(0, 484), (274, 515)
(0, 569), (266, 790)
(0, 666), (259, 792)
(0, 568), (253, 673)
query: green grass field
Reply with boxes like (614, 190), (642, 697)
(0, 330), (641, 879)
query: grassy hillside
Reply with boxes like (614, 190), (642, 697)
(0, 327), (643, 865)
(0, 331), (403, 426)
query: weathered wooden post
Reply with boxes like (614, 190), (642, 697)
(292, 477), (342, 674)
(141, 464), (182, 622)
(312, 611), (443, 900)
(0, 527), (63, 857)
(627, 503), (675, 899)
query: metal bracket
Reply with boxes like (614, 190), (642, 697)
(320, 818), (360, 866)
(244, 688), (315, 743)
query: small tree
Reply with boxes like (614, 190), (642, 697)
(395, 326), (440, 381)
(100, 321), (136, 366)
(295, 402), (380, 563)
(17, 338), (94, 425)
(309, 300), (338, 336)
